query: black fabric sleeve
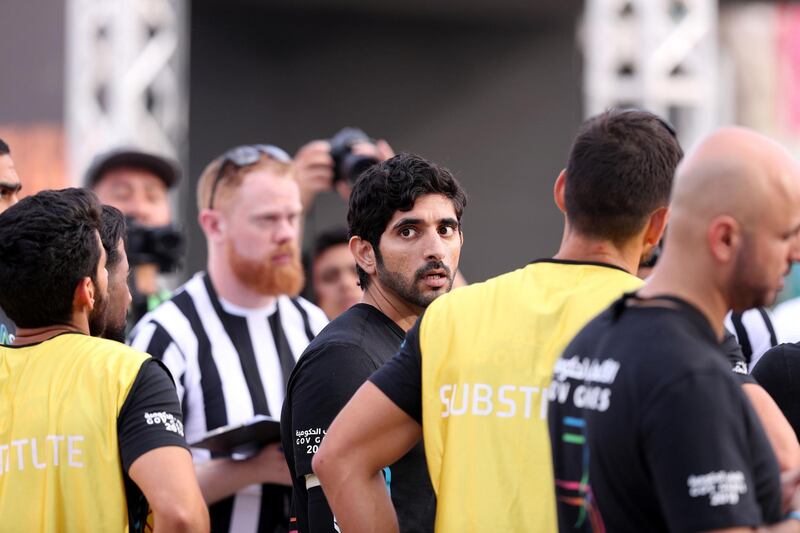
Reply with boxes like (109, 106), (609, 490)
(640, 371), (770, 531)
(752, 343), (800, 441)
(369, 319), (423, 424)
(722, 331), (757, 385)
(118, 359), (189, 472)
(289, 343), (378, 478)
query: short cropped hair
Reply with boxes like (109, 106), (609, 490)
(564, 109), (683, 244)
(100, 204), (127, 270)
(0, 188), (103, 327)
(0, 138), (9, 155)
(313, 227), (350, 262)
(196, 153), (292, 212)
(347, 153), (467, 289)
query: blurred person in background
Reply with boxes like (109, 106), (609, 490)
(129, 144), (328, 533)
(312, 109), (679, 532)
(86, 148), (185, 328)
(0, 137), (21, 345)
(281, 154), (466, 532)
(309, 227), (361, 320)
(0, 188), (208, 533)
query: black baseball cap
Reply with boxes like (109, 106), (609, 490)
(85, 148), (181, 189)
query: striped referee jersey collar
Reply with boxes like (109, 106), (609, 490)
(200, 272), (279, 317)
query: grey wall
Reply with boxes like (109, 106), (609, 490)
(186, 2), (583, 283)
(0, 0), (64, 122)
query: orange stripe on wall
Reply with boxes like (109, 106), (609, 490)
(0, 123), (68, 196)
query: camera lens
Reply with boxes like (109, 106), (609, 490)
(340, 154), (379, 184)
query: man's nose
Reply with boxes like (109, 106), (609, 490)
(273, 217), (297, 244)
(422, 230), (447, 262)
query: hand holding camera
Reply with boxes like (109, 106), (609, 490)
(293, 128), (394, 209)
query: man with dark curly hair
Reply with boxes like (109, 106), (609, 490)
(281, 153), (466, 532)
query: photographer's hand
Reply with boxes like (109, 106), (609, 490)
(333, 140), (397, 200)
(352, 139), (395, 162)
(294, 140), (334, 210)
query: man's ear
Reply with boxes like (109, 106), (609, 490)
(349, 236), (377, 277)
(553, 169), (567, 214)
(644, 206), (670, 247)
(708, 215), (741, 263)
(198, 208), (226, 244)
(73, 277), (95, 313)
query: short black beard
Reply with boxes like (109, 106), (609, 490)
(376, 256), (453, 309)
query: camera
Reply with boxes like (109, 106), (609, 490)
(125, 218), (185, 273)
(329, 127), (380, 184)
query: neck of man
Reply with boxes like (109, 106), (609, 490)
(13, 316), (89, 346)
(207, 249), (277, 309)
(360, 280), (423, 333)
(637, 252), (729, 340)
(553, 228), (640, 275)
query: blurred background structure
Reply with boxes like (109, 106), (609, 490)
(2, 0), (800, 289)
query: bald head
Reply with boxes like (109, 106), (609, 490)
(660, 126), (800, 312)
(670, 127), (800, 234)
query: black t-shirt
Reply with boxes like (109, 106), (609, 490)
(368, 317), (424, 424)
(548, 294), (782, 533)
(752, 342), (800, 441)
(0, 306), (15, 345)
(119, 358), (190, 533)
(280, 304), (435, 533)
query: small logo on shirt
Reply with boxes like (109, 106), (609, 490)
(687, 470), (747, 506)
(732, 361), (748, 375)
(144, 412), (184, 437)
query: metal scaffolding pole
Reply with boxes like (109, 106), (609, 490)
(582, 0), (718, 149)
(64, 0), (189, 184)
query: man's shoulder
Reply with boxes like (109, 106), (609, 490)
(290, 306), (396, 387)
(570, 302), (731, 386)
(34, 335), (151, 383)
(296, 307), (380, 365)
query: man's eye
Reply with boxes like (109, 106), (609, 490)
(399, 227), (417, 238)
(439, 226), (456, 237)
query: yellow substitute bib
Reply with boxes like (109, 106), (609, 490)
(0, 333), (149, 532)
(419, 260), (643, 532)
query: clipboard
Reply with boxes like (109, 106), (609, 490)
(189, 414), (281, 456)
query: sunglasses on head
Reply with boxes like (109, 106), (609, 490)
(208, 144), (292, 209)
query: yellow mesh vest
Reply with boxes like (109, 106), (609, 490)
(0, 333), (149, 532)
(419, 262), (643, 532)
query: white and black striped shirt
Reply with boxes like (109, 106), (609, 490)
(129, 272), (328, 533)
(724, 307), (779, 372)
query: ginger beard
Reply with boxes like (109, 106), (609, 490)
(227, 241), (305, 297)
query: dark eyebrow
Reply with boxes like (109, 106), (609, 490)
(0, 182), (21, 192)
(391, 217), (460, 230)
(439, 217), (459, 227)
(391, 218), (423, 230)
